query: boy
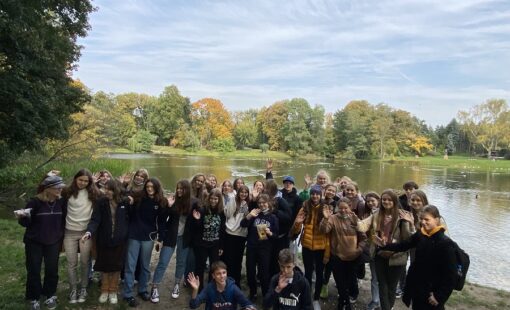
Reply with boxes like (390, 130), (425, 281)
(264, 249), (312, 310)
(188, 261), (256, 310)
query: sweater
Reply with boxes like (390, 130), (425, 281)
(65, 189), (93, 231)
(19, 197), (66, 245)
(189, 277), (254, 310)
(319, 214), (366, 261)
(191, 205), (226, 249)
(224, 193), (248, 237)
(241, 211), (279, 248)
(263, 267), (312, 310)
(357, 210), (414, 266)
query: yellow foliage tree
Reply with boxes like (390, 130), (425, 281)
(408, 135), (433, 156)
(191, 98), (233, 147)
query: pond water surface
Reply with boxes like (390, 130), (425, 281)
(107, 153), (510, 291)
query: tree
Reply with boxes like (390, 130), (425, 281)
(147, 85), (191, 145)
(371, 104), (394, 158)
(127, 130), (156, 153)
(408, 135), (433, 156)
(0, 1), (95, 164)
(458, 99), (510, 157)
(257, 101), (288, 151)
(333, 100), (373, 159)
(233, 110), (259, 149)
(191, 98), (233, 148)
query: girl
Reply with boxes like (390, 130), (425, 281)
(125, 168), (149, 194)
(233, 177), (245, 194)
(207, 174), (219, 189)
(320, 198), (366, 310)
(62, 169), (100, 304)
(344, 182), (369, 220)
(95, 169), (113, 192)
(264, 179), (292, 276)
(241, 194), (279, 300)
(149, 188), (180, 303)
(292, 185), (329, 308)
(191, 173), (208, 204)
(123, 178), (167, 307)
(321, 183), (339, 299)
(169, 180), (198, 299)
(357, 190), (414, 310)
(222, 184), (250, 288)
(408, 190), (448, 234)
(17, 174), (66, 310)
(381, 206), (457, 310)
(191, 188), (226, 290)
(251, 179), (265, 201)
(364, 192), (382, 310)
(82, 179), (129, 305)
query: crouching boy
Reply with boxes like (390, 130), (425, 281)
(263, 249), (312, 310)
(188, 261), (256, 310)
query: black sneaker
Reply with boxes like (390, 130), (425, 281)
(138, 291), (150, 301)
(124, 296), (139, 307)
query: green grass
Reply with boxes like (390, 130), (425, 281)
(151, 145), (293, 160)
(385, 155), (510, 171)
(0, 219), (129, 309)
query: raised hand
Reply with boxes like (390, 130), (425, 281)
(192, 209), (201, 220)
(399, 209), (414, 223)
(167, 194), (175, 207)
(295, 209), (305, 224)
(304, 174), (312, 188)
(266, 158), (273, 171)
(248, 208), (260, 219)
(275, 273), (289, 292)
(117, 172), (133, 184)
(92, 172), (100, 184)
(187, 272), (200, 290)
(323, 206), (333, 219)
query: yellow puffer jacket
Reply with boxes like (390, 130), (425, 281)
(293, 205), (330, 262)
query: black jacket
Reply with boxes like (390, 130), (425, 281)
(383, 228), (457, 307)
(263, 267), (312, 310)
(265, 171), (303, 221)
(191, 204), (226, 249)
(159, 205), (179, 247)
(87, 197), (130, 247)
(19, 197), (66, 245)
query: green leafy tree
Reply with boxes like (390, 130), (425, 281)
(333, 100), (373, 159)
(257, 101), (288, 151)
(0, 1), (95, 165)
(172, 121), (200, 151)
(127, 130), (156, 153)
(147, 85), (191, 145)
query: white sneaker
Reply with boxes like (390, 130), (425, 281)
(69, 289), (78, 304)
(150, 287), (160, 303)
(99, 292), (108, 303)
(171, 283), (180, 299)
(313, 300), (321, 310)
(44, 296), (57, 310)
(77, 288), (87, 303)
(109, 293), (118, 304)
(30, 300), (40, 310)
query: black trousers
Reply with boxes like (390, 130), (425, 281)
(194, 244), (219, 290)
(331, 255), (360, 308)
(246, 244), (272, 296)
(270, 236), (289, 276)
(302, 247), (325, 300)
(375, 256), (405, 310)
(25, 240), (60, 300)
(221, 234), (246, 288)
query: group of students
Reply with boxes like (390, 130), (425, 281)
(17, 163), (459, 310)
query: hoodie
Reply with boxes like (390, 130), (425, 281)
(263, 267), (312, 310)
(189, 277), (255, 310)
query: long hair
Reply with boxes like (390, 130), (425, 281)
(205, 188), (224, 215)
(191, 173), (207, 202)
(264, 179), (279, 198)
(235, 184), (250, 216)
(378, 189), (401, 233)
(233, 177), (245, 192)
(63, 168), (100, 201)
(127, 168), (149, 192)
(136, 177), (168, 208)
(410, 190), (429, 228)
(104, 179), (122, 204)
(175, 179), (192, 215)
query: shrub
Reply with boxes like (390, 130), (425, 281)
(211, 138), (236, 152)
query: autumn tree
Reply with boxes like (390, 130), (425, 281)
(257, 101), (288, 151)
(191, 98), (234, 149)
(233, 110), (259, 149)
(458, 99), (510, 157)
(371, 104), (394, 158)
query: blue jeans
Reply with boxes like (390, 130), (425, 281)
(369, 260), (380, 305)
(175, 236), (190, 283)
(123, 239), (153, 298)
(152, 245), (175, 285)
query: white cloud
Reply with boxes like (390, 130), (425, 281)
(74, 0), (510, 126)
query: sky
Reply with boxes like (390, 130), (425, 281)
(75, 0), (510, 127)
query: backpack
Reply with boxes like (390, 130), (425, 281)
(451, 240), (470, 291)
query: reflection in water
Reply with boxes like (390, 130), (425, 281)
(107, 153), (510, 291)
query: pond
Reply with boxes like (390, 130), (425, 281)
(107, 153), (510, 291)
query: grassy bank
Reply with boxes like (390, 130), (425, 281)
(1, 218), (509, 309)
(384, 155), (510, 171)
